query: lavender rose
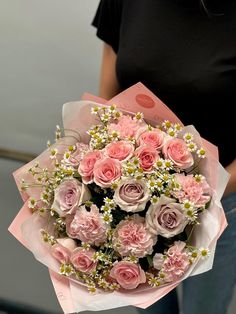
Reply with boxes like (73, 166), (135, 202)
(114, 179), (150, 212)
(146, 195), (188, 238)
(52, 179), (91, 217)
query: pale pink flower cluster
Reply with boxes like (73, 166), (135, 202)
(153, 241), (190, 282)
(66, 205), (109, 246)
(108, 115), (141, 139)
(113, 215), (157, 258)
(172, 173), (211, 207)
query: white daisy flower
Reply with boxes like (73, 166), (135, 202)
(50, 148), (58, 159)
(199, 248), (210, 259)
(184, 207), (198, 222)
(183, 132), (194, 143)
(91, 106), (99, 115)
(194, 174), (204, 183)
(102, 212), (113, 224)
(134, 112), (144, 122)
(28, 197), (37, 209)
(164, 159), (174, 171)
(151, 195), (160, 204)
(197, 147), (206, 158)
(154, 158), (165, 169)
(187, 142), (198, 152)
(63, 151), (71, 162)
(167, 128), (177, 137)
(162, 120), (172, 130)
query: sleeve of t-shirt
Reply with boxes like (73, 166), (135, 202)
(91, 0), (122, 53)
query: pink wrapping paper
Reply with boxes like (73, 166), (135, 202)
(9, 82), (230, 313)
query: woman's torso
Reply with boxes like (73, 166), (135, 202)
(92, 0), (236, 166)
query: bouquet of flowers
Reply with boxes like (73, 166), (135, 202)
(9, 83), (229, 313)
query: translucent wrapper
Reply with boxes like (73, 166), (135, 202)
(9, 83), (230, 313)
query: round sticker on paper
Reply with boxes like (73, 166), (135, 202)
(135, 94), (155, 108)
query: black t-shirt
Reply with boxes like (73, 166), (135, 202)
(92, 0), (236, 167)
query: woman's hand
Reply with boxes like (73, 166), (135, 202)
(98, 43), (120, 99)
(224, 159), (236, 196)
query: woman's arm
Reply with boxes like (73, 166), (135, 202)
(225, 159), (236, 196)
(98, 43), (120, 99)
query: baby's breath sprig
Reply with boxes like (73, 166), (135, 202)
(88, 105), (125, 149)
(183, 201), (198, 222)
(41, 230), (56, 245)
(81, 242), (91, 250)
(146, 273), (162, 287)
(60, 263), (75, 276)
(55, 125), (61, 141)
(28, 197), (37, 210)
(123, 255), (138, 263)
(53, 217), (66, 235)
(103, 197), (116, 209)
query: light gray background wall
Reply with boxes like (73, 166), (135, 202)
(0, 0), (101, 155)
(0, 1), (235, 314)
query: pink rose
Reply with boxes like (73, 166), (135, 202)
(108, 115), (142, 139)
(146, 195), (188, 238)
(113, 215), (157, 258)
(110, 261), (146, 289)
(66, 142), (89, 168)
(162, 241), (190, 282)
(66, 205), (109, 246)
(52, 179), (91, 217)
(172, 173), (211, 207)
(70, 248), (97, 273)
(105, 140), (134, 161)
(51, 238), (77, 264)
(114, 179), (150, 212)
(162, 138), (194, 169)
(134, 145), (159, 172)
(137, 128), (165, 150)
(78, 150), (103, 184)
(93, 157), (122, 188)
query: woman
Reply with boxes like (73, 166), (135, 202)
(92, 1), (236, 313)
